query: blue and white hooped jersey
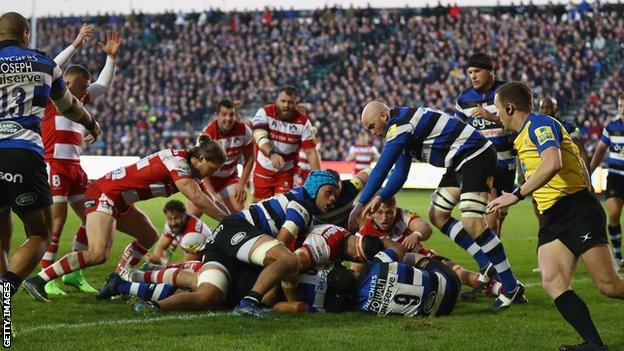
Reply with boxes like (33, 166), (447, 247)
(600, 118), (624, 176)
(0, 40), (66, 155)
(297, 264), (333, 313)
(455, 81), (516, 171)
(357, 249), (440, 316)
(385, 107), (492, 171)
(236, 187), (316, 238)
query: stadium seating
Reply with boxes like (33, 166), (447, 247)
(35, 2), (624, 159)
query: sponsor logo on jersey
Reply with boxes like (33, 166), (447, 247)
(534, 126), (556, 145)
(423, 291), (437, 314)
(230, 231), (247, 245)
(0, 121), (22, 136)
(0, 172), (23, 183)
(15, 192), (37, 207)
(385, 124), (397, 141)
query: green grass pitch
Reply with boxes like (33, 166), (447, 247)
(8, 190), (624, 350)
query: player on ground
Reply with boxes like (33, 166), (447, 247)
(107, 171), (340, 315)
(145, 200), (212, 265)
(22, 136), (227, 302)
(0, 12), (100, 297)
(40, 26), (122, 296)
(188, 99), (253, 214)
(488, 82), (624, 351)
(589, 94), (624, 270)
(455, 53), (513, 238)
(358, 196), (502, 295)
(252, 86), (320, 201)
(348, 101), (524, 310)
(346, 132), (379, 174)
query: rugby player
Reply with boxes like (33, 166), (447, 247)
(0, 12), (100, 297)
(23, 136), (227, 302)
(589, 94), (624, 270)
(455, 53), (514, 238)
(252, 86), (320, 201)
(346, 132), (379, 174)
(488, 82), (624, 351)
(348, 101), (525, 310)
(189, 99), (253, 214)
(40, 26), (121, 295)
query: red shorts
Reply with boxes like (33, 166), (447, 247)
(253, 170), (294, 200)
(207, 175), (240, 195)
(83, 184), (133, 219)
(46, 160), (90, 203)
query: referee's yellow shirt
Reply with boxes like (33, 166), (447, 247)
(515, 113), (589, 212)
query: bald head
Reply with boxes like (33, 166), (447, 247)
(539, 96), (558, 117)
(0, 12), (29, 44)
(361, 101), (390, 138)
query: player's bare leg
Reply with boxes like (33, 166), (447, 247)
(233, 237), (298, 316)
(582, 245), (624, 298)
(538, 239), (606, 349)
(155, 264), (226, 311)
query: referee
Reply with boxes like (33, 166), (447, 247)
(488, 82), (623, 351)
(0, 13), (100, 297)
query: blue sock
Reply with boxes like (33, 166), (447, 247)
(441, 218), (490, 270)
(608, 225), (622, 260)
(115, 280), (176, 301)
(238, 291), (262, 308)
(475, 228), (517, 293)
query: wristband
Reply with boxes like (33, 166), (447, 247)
(512, 188), (525, 201)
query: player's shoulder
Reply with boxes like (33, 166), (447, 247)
(202, 120), (217, 136)
(232, 120), (249, 135)
(528, 113), (558, 129)
(606, 117), (622, 129)
(293, 109), (310, 124)
(457, 85), (480, 103)
(261, 104), (276, 116)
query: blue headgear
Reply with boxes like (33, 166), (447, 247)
(303, 170), (339, 200)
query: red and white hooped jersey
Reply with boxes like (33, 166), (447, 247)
(348, 144), (379, 172)
(299, 224), (349, 266)
(252, 104), (316, 177)
(163, 214), (212, 240)
(88, 149), (195, 207)
(42, 95), (91, 163)
(358, 208), (435, 256)
(202, 120), (252, 179)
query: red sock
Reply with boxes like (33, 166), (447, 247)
(115, 241), (148, 273)
(38, 251), (87, 281)
(40, 232), (61, 269)
(72, 226), (88, 252)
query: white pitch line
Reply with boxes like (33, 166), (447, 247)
(17, 278), (599, 334)
(18, 312), (226, 335)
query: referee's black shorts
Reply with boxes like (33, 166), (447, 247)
(538, 189), (609, 257)
(0, 148), (52, 214)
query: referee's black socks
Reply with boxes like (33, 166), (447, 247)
(554, 290), (604, 347)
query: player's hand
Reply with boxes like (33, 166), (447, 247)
(72, 23), (94, 48)
(84, 119), (101, 144)
(362, 195), (383, 218)
(347, 203), (364, 233)
(402, 233), (420, 251)
(234, 182), (247, 203)
(270, 153), (285, 169)
(98, 31), (122, 58)
(471, 107), (499, 123)
(486, 191), (518, 214)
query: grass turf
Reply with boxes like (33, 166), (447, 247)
(8, 190), (624, 350)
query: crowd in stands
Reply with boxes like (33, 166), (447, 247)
(36, 1), (624, 159)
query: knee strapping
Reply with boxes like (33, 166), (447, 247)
(431, 189), (459, 212)
(459, 193), (488, 218)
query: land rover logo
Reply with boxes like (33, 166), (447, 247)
(230, 231), (247, 245)
(15, 192), (37, 207)
(0, 121), (21, 136)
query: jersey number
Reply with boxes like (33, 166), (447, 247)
(0, 87), (26, 118)
(393, 293), (420, 306)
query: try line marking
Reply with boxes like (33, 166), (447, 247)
(19, 277), (596, 334)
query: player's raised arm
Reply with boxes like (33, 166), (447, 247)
(88, 31), (121, 99)
(54, 23), (93, 67)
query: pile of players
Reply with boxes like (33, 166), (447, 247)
(2, 13), (624, 351)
